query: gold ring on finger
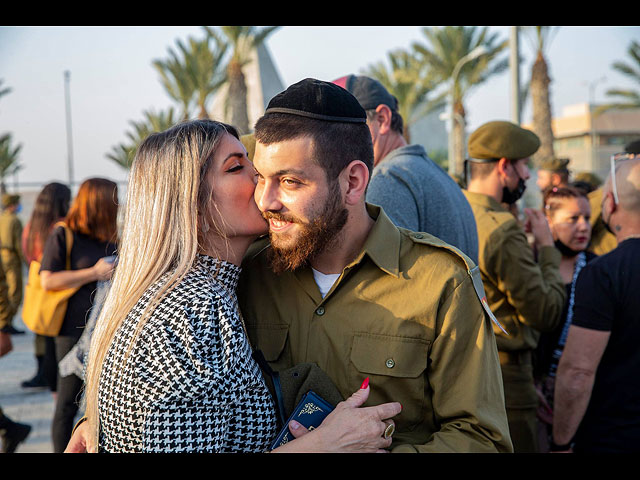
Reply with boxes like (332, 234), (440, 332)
(383, 423), (395, 439)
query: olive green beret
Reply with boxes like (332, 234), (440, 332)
(2, 194), (20, 208)
(539, 157), (570, 172)
(468, 120), (540, 162)
(573, 171), (603, 187)
(240, 133), (256, 162)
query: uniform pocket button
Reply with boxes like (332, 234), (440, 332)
(385, 358), (395, 368)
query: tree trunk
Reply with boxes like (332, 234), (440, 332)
(453, 102), (467, 176)
(198, 103), (209, 120)
(531, 52), (555, 166)
(227, 61), (250, 134)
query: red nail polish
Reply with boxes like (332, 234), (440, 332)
(360, 377), (370, 389)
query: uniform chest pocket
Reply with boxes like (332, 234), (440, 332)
(247, 324), (289, 364)
(350, 332), (430, 378)
(350, 333), (430, 429)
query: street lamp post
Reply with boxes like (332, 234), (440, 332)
(510, 27), (521, 125)
(64, 70), (74, 189)
(448, 45), (488, 176)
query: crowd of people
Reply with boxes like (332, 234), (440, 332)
(0, 76), (638, 454)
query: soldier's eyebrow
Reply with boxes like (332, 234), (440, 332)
(271, 168), (307, 177)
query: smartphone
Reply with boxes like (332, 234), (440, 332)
(103, 255), (117, 265)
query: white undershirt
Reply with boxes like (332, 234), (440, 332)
(311, 268), (340, 298)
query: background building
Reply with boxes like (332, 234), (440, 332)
(551, 103), (640, 179)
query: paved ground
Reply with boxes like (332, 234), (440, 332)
(1, 313), (64, 453)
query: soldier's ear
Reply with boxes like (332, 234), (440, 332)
(340, 160), (370, 206)
(496, 158), (511, 180)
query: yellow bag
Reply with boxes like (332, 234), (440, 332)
(22, 222), (79, 337)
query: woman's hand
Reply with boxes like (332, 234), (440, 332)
(41, 257), (115, 291)
(92, 258), (115, 282)
(273, 379), (402, 453)
(64, 419), (96, 453)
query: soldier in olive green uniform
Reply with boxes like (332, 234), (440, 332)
(463, 121), (566, 452)
(240, 205), (512, 453)
(239, 79), (512, 453)
(536, 157), (571, 194)
(0, 194), (24, 334)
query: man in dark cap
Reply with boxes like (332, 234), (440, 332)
(239, 78), (512, 452)
(332, 75), (478, 263)
(536, 157), (571, 193)
(463, 120), (566, 453)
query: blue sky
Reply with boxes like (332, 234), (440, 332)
(0, 26), (638, 187)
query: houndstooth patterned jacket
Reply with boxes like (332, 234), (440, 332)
(98, 254), (278, 453)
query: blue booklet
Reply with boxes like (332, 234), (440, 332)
(269, 390), (335, 450)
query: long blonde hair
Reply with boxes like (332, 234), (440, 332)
(83, 119), (239, 449)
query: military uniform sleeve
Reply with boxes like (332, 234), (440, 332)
(489, 220), (566, 332)
(12, 217), (24, 263)
(392, 273), (513, 453)
(0, 262), (12, 330)
(366, 171), (421, 232)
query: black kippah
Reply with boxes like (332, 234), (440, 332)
(265, 78), (366, 124)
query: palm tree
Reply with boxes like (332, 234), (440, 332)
(106, 108), (178, 169)
(185, 32), (228, 119)
(0, 82), (21, 193)
(364, 49), (446, 144)
(597, 40), (640, 113)
(0, 133), (23, 194)
(412, 26), (509, 175)
(523, 26), (559, 166)
(213, 26), (280, 134)
(153, 28), (228, 121)
(153, 49), (196, 121)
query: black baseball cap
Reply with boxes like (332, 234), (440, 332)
(333, 74), (398, 111)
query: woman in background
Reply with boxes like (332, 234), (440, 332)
(534, 186), (597, 450)
(20, 182), (71, 392)
(40, 178), (118, 453)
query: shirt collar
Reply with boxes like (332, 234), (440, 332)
(463, 189), (509, 213)
(382, 144), (427, 163)
(346, 203), (400, 278)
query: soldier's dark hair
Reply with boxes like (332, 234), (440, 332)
(254, 113), (374, 182)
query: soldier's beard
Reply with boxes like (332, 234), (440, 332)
(265, 184), (348, 275)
